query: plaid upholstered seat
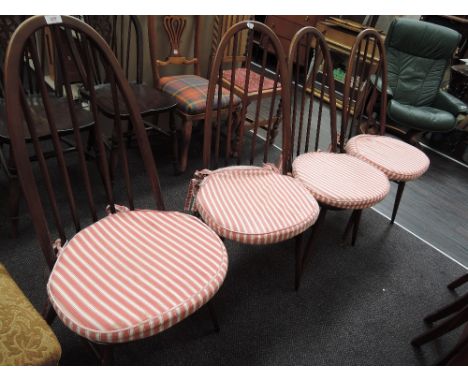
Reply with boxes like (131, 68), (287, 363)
(222, 68), (280, 94)
(160, 74), (241, 115)
(292, 152), (390, 209)
(345, 135), (430, 182)
(47, 209), (228, 344)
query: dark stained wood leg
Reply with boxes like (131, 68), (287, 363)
(296, 207), (328, 291)
(411, 306), (468, 347)
(351, 209), (363, 246)
(126, 120), (133, 148)
(169, 110), (179, 174)
(178, 118), (192, 174)
(391, 181), (406, 224)
(207, 300), (220, 333)
(99, 344), (114, 366)
(8, 176), (21, 238)
(294, 232), (305, 291)
(448, 274), (468, 290)
(342, 209), (360, 245)
(42, 298), (57, 325)
(439, 323), (468, 365)
(424, 293), (468, 323)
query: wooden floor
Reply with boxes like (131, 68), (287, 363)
(372, 146), (468, 269)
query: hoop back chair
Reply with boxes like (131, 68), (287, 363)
(4, 15), (227, 364)
(288, 27), (390, 289)
(185, 21), (320, 290)
(0, 15), (95, 236)
(343, 29), (430, 224)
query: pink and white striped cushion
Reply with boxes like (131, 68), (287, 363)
(47, 210), (228, 344)
(195, 166), (320, 245)
(292, 152), (390, 209)
(345, 134), (430, 181)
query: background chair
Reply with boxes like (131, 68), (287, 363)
(288, 27), (390, 289)
(5, 15), (227, 365)
(185, 20), (320, 290)
(383, 18), (467, 144)
(0, 262), (61, 365)
(0, 15), (94, 236)
(342, 28), (431, 224)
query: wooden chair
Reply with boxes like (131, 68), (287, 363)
(341, 29), (430, 224)
(185, 20), (320, 290)
(0, 16), (94, 236)
(288, 27), (390, 289)
(149, 16), (239, 173)
(210, 15), (283, 145)
(4, 15), (227, 365)
(81, 16), (178, 170)
(0, 262), (61, 365)
(411, 273), (468, 365)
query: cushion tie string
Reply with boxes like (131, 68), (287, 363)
(105, 204), (130, 215)
(184, 169), (212, 213)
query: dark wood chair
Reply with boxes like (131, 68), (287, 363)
(4, 15), (227, 365)
(81, 16), (179, 171)
(341, 29), (431, 224)
(148, 16), (227, 173)
(411, 273), (468, 365)
(184, 20), (320, 291)
(0, 16), (94, 236)
(288, 27), (390, 289)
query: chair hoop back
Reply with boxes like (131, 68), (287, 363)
(203, 20), (291, 173)
(288, 26), (338, 156)
(341, 28), (387, 150)
(4, 15), (164, 269)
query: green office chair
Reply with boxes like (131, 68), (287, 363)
(384, 18), (467, 143)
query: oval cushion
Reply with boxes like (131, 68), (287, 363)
(345, 134), (430, 181)
(195, 166), (320, 245)
(292, 152), (390, 209)
(47, 210), (228, 344)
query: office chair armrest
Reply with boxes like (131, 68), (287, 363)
(433, 90), (468, 116)
(370, 74), (393, 100)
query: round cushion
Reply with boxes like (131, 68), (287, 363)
(292, 152), (390, 209)
(47, 210), (228, 344)
(345, 134), (430, 181)
(195, 166), (320, 245)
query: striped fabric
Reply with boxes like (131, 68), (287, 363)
(47, 210), (228, 344)
(195, 166), (320, 244)
(345, 134), (430, 182)
(292, 152), (390, 209)
(160, 74), (240, 115)
(222, 68), (279, 94)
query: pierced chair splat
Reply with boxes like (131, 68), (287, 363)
(4, 15), (228, 365)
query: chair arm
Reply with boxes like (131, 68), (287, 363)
(432, 90), (468, 116)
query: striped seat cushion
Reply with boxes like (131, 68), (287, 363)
(292, 152), (390, 209)
(160, 74), (240, 115)
(47, 210), (228, 344)
(222, 68), (279, 94)
(195, 166), (320, 244)
(345, 134), (430, 182)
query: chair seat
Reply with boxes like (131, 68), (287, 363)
(47, 210), (228, 344)
(0, 263), (61, 365)
(160, 74), (241, 115)
(0, 96), (94, 141)
(388, 99), (456, 132)
(292, 152), (390, 209)
(222, 68), (280, 95)
(195, 166), (320, 245)
(345, 134), (430, 181)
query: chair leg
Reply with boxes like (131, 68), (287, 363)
(448, 274), (468, 290)
(178, 119), (193, 174)
(391, 181), (406, 224)
(424, 292), (468, 324)
(294, 232), (306, 291)
(96, 343), (114, 366)
(42, 298), (57, 325)
(169, 110), (180, 174)
(296, 207), (327, 291)
(411, 306), (468, 347)
(438, 323), (468, 365)
(207, 300), (220, 333)
(342, 209), (362, 245)
(8, 174), (21, 238)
